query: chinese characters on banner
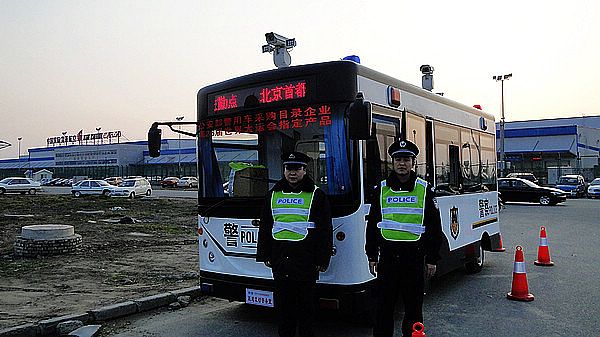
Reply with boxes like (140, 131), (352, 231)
(200, 104), (332, 138)
(213, 81), (307, 113)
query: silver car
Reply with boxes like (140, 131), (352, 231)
(0, 177), (42, 195)
(71, 179), (115, 197)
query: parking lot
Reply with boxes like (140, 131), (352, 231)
(94, 198), (600, 337)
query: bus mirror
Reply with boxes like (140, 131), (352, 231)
(148, 124), (162, 157)
(348, 93), (372, 140)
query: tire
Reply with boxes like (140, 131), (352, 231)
(28, 189), (37, 195)
(128, 192), (135, 199)
(539, 195), (551, 205)
(146, 189), (151, 196)
(465, 243), (484, 274)
(102, 190), (111, 197)
(73, 191), (82, 197)
(0, 188), (5, 195)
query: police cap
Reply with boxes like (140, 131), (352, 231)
(281, 151), (311, 166)
(388, 139), (419, 158)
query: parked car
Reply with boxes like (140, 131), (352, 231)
(498, 177), (566, 205)
(177, 176), (199, 188)
(71, 179), (115, 197)
(160, 177), (180, 188)
(104, 177), (123, 186)
(587, 178), (600, 198)
(506, 172), (539, 184)
(0, 177), (42, 195)
(111, 178), (152, 198)
(555, 174), (587, 198)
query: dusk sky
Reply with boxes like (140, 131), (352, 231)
(1, 0), (599, 159)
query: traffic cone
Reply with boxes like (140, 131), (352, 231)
(534, 226), (554, 266)
(412, 322), (426, 337)
(492, 233), (506, 252)
(506, 245), (534, 302)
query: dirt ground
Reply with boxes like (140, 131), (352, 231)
(0, 194), (200, 330)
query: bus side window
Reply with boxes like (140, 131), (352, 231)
(448, 145), (462, 190)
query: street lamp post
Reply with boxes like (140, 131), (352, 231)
(176, 116), (184, 177)
(96, 127), (101, 177)
(17, 137), (22, 172)
(493, 73), (512, 177)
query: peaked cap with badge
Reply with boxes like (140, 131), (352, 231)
(281, 151), (311, 166)
(388, 139), (420, 158)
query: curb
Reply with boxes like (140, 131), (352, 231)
(0, 286), (203, 337)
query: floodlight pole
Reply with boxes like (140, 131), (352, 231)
(493, 73), (512, 177)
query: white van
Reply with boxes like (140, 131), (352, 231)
(111, 178), (152, 198)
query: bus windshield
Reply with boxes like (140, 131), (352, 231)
(197, 103), (354, 205)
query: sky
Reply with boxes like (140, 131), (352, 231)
(1, 0), (599, 159)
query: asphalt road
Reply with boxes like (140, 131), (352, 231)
(96, 198), (599, 337)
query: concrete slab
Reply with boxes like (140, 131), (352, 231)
(67, 325), (102, 337)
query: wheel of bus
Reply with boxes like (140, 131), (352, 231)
(539, 195), (551, 205)
(465, 244), (484, 274)
(145, 189), (151, 196)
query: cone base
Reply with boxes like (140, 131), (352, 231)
(492, 248), (506, 252)
(534, 260), (554, 266)
(507, 292), (534, 302)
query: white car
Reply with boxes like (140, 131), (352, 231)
(111, 178), (152, 198)
(0, 177), (42, 195)
(71, 180), (115, 197)
(587, 178), (600, 199)
(177, 176), (198, 188)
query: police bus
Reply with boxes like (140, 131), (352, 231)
(148, 59), (502, 312)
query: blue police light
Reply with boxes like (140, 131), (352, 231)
(343, 55), (360, 64)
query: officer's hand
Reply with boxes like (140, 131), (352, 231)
(316, 265), (327, 272)
(369, 261), (378, 276)
(425, 263), (436, 279)
(264, 261), (271, 268)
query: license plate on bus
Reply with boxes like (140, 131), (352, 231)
(245, 288), (274, 307)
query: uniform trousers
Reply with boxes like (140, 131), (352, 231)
(373, 258), (425, 337)
(274, 279), (316, 337)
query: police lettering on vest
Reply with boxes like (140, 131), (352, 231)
(276, 198), (305, 205)
(386, 196), (418, 204)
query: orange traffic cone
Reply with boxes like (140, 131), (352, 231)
(534, 226), (554, 266)
(507, 245), (534, 302)
(412, 322), (426, 337)
(492, 233), (506, 252)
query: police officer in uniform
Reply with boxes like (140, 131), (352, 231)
(365, 140), (443, 337)
(257, 151), (333, 337)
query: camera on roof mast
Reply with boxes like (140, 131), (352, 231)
(264, 32), (296, 49)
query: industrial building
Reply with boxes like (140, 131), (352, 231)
(497, 115), (600, 184)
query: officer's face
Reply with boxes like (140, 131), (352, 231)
(284, 164), (306, 185)
(392, 156), (414, 176)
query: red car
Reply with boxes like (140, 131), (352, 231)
(160, 177), (180, 188)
